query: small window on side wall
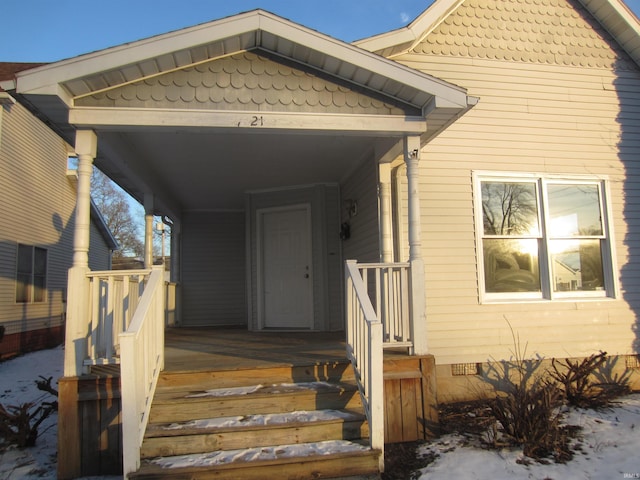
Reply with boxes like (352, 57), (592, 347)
(475, 173), (615, 302)
(16, 244), (47, 303)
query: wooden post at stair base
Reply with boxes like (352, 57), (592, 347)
(58, 129), (96, 479)
(404, 135), (428, 355)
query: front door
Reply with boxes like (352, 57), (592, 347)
(259, 205), (313, 329)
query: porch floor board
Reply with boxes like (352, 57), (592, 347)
(163, 327), (349, 372)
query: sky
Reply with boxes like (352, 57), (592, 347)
(1, 0), (430, 63)
(3, 0), (639, 64)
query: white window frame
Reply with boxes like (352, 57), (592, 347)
(473, 171), (618, 303)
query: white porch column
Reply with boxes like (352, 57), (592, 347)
(64, 130), (97, 376)
(379, 163), (394, 263)
(404, 135), (428, 355)
(144, 193), (154, 268)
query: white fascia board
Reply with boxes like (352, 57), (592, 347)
(354, 0), (465, 55)
(0, 91), (16, 105)
(578, 0), (640, 67)
(69, 107), (427, 135)
(15, 12), (264, 95)
(0, 79), (16, 92)
(259, 14), (469, 107)
(16, 8), (469, 109)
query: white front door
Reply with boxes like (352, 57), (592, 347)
(260, 205), (313, 329)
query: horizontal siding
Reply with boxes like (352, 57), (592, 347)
(340, 156), (380, 263)
(181, 211), (246, 327)
(0, 101), (75, 332)
(393, 51), (640, 364)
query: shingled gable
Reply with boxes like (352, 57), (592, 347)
(6, 9), (476, 148)
(354, 0), (640, 67)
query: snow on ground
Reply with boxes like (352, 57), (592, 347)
(0, 346), (639, 479)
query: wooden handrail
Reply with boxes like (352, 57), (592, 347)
(345, 260), (384, 472)
(120, 266), (165, 477)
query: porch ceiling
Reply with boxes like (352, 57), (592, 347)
(97, 128), (398, 212)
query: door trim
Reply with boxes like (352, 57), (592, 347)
(256, 203), (313, 330)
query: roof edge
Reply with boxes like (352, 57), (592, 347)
(354, 0), (466, 54)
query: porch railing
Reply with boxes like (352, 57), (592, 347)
(356, 262), (412, 350)
(345, 260), (385, 471)
(83, 269), (150, 368)
(120, 265), (165, 476)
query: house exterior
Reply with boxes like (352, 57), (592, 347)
(1, 0), (639, 476)
(355, 0), (640, 399)
(0, 65), (118, 358)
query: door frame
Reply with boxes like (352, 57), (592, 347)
(256, 203), (314, 330)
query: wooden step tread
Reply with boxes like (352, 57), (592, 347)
(157, 362), (355, 391)
(133, 440), (380, 479)
(153, 380), (358, 403)
(149, 381), (363, 423)
(146, 408), (366, 437)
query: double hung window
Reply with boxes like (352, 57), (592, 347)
(475, 173), (615, 301)
(16, 244), (47, 303)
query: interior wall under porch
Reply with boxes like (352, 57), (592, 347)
(180, 211), (247, 327)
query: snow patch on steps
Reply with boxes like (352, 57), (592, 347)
(150, 440), (371, 469)
(162, 409), (363, 430)
(184, 381), (341, 398)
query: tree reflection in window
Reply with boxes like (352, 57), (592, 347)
(481, 182), (541, 293)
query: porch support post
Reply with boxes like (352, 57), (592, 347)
(144, 193), (154, 268)
(404, 135), (428, 355)
(379, 163), (394, 263)
(59, 130), (96, 479)
(64, 129), (97, 377)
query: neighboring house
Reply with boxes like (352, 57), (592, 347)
(0, 64), (118, 358)
(2, 0), (639, 477)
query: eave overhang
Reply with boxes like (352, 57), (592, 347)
(11, 9), (475, 144)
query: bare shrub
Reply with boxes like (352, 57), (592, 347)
(0, 399), (56, 448)
(550, 351), (631, 409)
(483, 323), (575, 462)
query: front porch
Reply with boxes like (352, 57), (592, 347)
(60, 326), (437, 478)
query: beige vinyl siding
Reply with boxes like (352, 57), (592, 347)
(340, 157), (380, 263)
(88, 220), (112, 271)
(391, 23), (640, 363)
(181, 211), (246, 327)
(0, 100), (75, 335)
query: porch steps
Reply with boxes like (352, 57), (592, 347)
(132, 362), (381, 479)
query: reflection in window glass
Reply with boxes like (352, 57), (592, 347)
(481, 181), (539, 236)
(483, 239), (541, 293)
(15, 244), (47, 303)
(551, 239), (604, 292)
(547, 184), (602, 237)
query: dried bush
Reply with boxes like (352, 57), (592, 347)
(550, 351), (631, 409)
(0, 399), (56, 448)
(0, 375), (58, 450)
(483, 324), (575, 462)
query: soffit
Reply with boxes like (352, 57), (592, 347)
(74, 50), (421, 116)
(16, 10), (469, 113)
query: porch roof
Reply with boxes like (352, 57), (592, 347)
(5, 9), (477, 217)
